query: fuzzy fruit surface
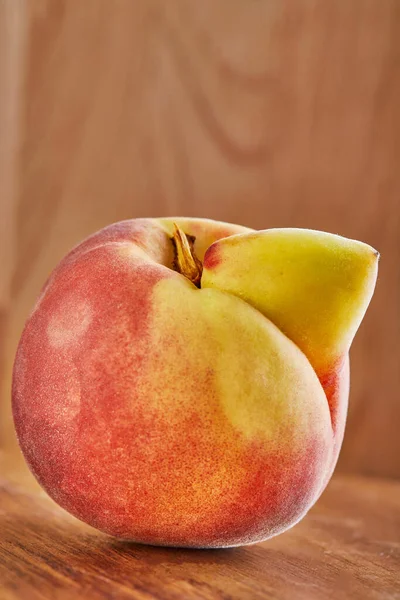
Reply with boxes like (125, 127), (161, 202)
(12, 218), (378, 548)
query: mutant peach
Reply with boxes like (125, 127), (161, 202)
(12, 218), (378, 548)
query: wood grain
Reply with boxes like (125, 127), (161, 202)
(0, 0), (27, 455)
(0, 0), (399, 476)
(1, 473), (399, 600)
(0, 0), (25, 310)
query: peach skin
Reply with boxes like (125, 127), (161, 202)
(12, 218), (378, 548)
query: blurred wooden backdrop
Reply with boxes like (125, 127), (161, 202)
(1, 0), (399, 479)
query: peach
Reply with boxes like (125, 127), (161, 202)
(12, 218), (378, 547)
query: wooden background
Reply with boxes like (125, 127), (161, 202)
(1, 0), (399, 481)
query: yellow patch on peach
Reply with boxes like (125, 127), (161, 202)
(150, 279), (332, 454)
(202, 228), (378, 374)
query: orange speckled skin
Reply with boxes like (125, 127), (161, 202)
(12, 218), (348, 548)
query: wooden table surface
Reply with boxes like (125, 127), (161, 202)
(1, 471), (399, 600)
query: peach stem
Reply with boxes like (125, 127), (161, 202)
(171, 223), (203, 287)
